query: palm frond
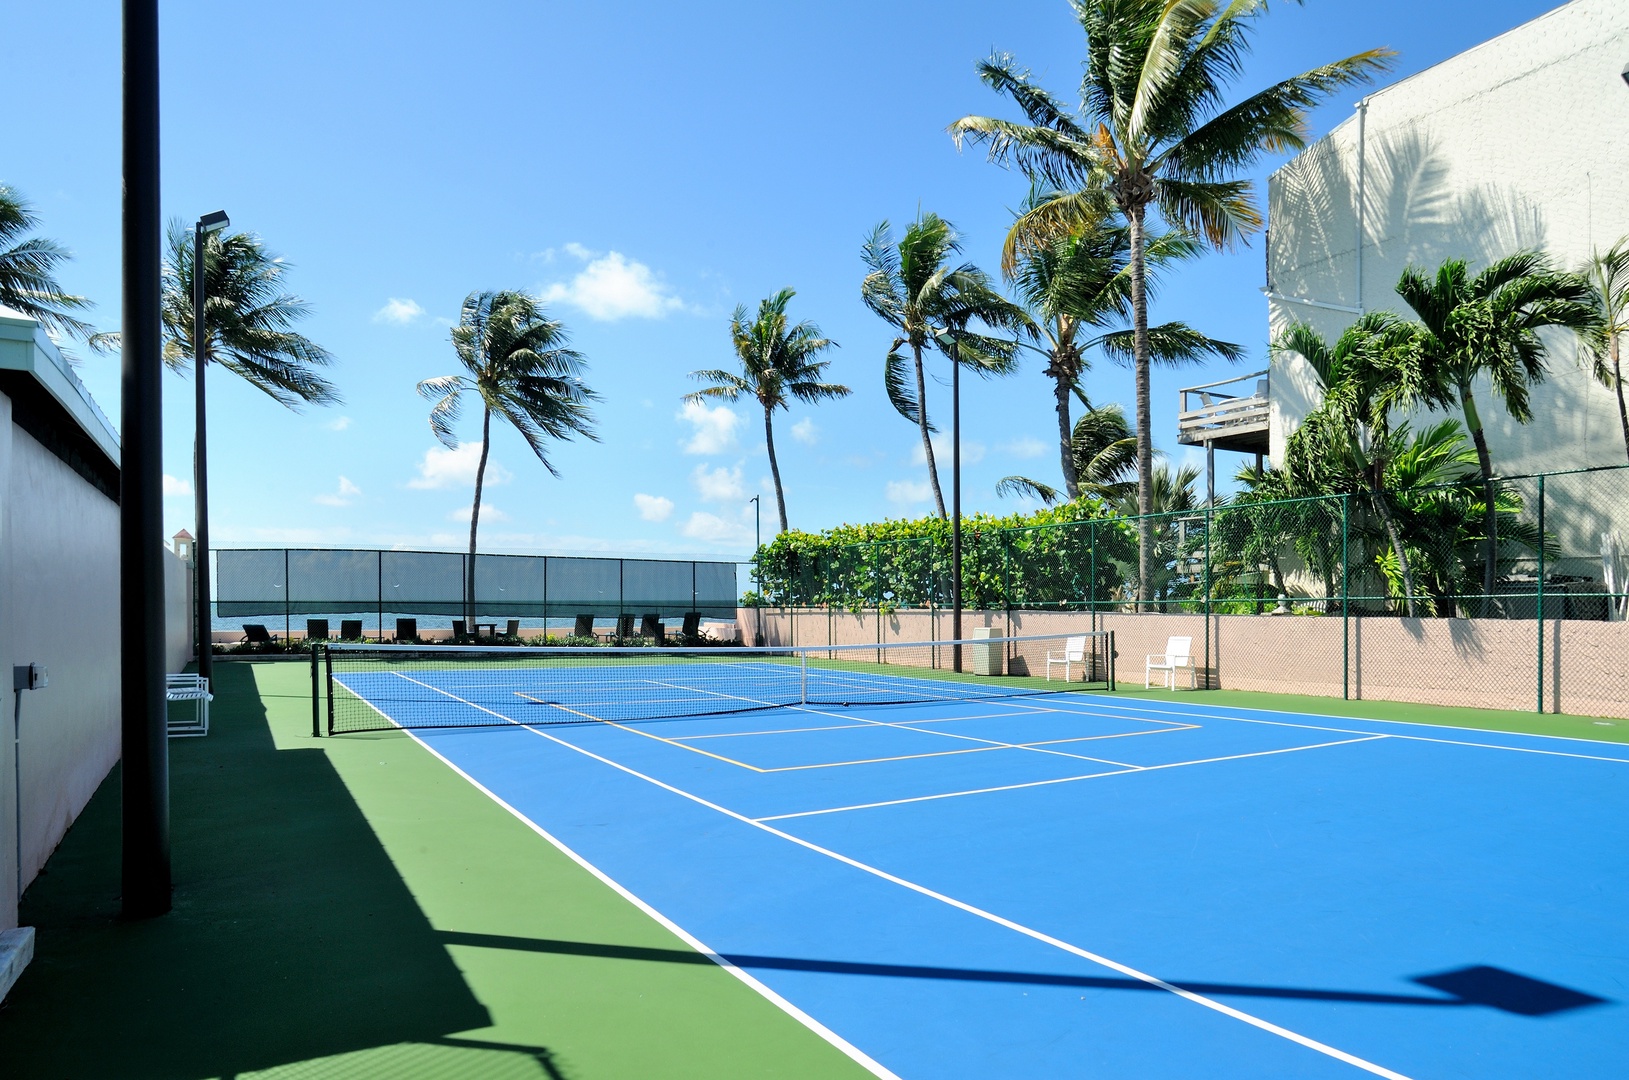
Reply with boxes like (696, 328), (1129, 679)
(996, 475), (1063, 504)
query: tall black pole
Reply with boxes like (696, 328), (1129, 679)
(193, 225), (212, 684)
(951, 343), (963, 673)
(121, 0), (171, 918)
(750, 495), (763, 646)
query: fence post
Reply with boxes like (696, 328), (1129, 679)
(1088, 520), (1098, 635)
(1342, 494), (1350, 701)
(377, 551), (384, 642)
(1204, 505), (1213, 689)
(1536, 474), (1545, 714)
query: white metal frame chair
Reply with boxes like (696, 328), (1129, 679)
(1046, 636), (1089, 681)
(1145, 636), (1196, 690)
(166, 673), (212, 737)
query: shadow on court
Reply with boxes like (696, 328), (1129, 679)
(0, 662), (531, 1080)
(439, 931), (1609, 1018)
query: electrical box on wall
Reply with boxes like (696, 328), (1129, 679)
(12, 664), (48, 691)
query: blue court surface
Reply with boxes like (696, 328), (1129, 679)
(334, 667), (1628, 1079)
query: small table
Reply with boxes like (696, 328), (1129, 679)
(475, 623), (497, 638)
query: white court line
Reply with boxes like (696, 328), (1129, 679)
(756, 736), (1388, 822)
(389, 675), (1414, 1080)
(1028, 695), (1629, 766)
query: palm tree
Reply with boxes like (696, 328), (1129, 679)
(1277, 313), (1430, 615)
(418, 291), (598, 621)
(685, 289), (848, 534)
(1578, 239), (1629, 462)
(997, 397), (1138, 504)
(861, 213), (1025, 519)
(1008, 201), (1238, 499)
(950, 0), (1390, 606)
(1395, 252), (1599, 595)
(0, 183), (97, 345)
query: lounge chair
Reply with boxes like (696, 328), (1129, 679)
(340, 619), (363, 640)
(395, 618), (418, 643)
(452, 619), (467, 638)
(1146, 636), (1196, 689)
(640, 614), (664, 643)
(505, 619), (520, 638)
(306, 618), (329, 641)
(1045, 636), (1089, 681)
(241, 624), (276, 644)
(574, 614), (595, 638)
(681, 612), (702, 640)
(616, 614), (635, 639)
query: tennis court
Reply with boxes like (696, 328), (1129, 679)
(320, 636), (1627, 1079)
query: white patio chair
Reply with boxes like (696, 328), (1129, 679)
(1046, 636), (1089, 681)
(166, 673), (212, 737)
(1145, 636), (1196, 690)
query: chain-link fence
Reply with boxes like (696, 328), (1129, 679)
(747, 464), (1629, 717)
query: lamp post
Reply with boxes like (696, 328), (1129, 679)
(748, 495), (763, 646)
(950, 333), (964, 672)
(192, 209), (229, 685)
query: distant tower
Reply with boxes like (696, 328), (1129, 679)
(172, 529), (195, 563)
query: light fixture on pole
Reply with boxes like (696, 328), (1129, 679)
(950, 331), (964, 673)
(192, 209), (229, 686)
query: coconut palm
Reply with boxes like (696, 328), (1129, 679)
(997, 397), (1138, 505)
(418, 291), (598, 621)
(0, 183), (97, 345)
(950, 0), (1390, 606)
(1009, 200), (1238, 499)
(861, 212), (1025, 519)
(1577, 239), (1629, 461)
(685, 288), (848, 534)
(1395, 252), (1599, 595)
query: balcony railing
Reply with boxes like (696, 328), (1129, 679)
(1177, 369), (1270, 453)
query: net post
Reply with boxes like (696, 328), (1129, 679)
(1536, 474), (1545, 714)
(324, 644), (336, 735)
(1108, 630), (1116, 690)
(1341, 495), (1350, 701)
(800, 648), (808, 705)
(310, 643), (320, 737)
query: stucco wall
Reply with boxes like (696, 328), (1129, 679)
(740, 606), (1629, 720)
(0, 399), (122, 931)
(1266, 0), (1629, 504)
(164, 546), (192, 672)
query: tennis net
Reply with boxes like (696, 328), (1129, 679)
(318, 630), (1115, 734)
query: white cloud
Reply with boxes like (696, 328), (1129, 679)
(327, 416), (352, 432)
(680, 511), (753, 545)
(448, 503), (510, 523)
(633, 493), (675, 522)
(374, 297), (426, 325)
(540, 247), (685, 321)
(408, 442), (512, 490)
(886, 479), (934, 504)
(314, 475), (362, 507)
(163, 473), (192, 497)
(1002, 436), (1049, 459)
(677, 400), (739, 455)
(910, 436), (985, 467)
(691, 463), (745, 502)
(790, 417), (818, 445)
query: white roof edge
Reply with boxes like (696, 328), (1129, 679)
(0, 306), (121, 466)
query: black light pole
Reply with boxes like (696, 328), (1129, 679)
(192, 209), (229, 685)
(749, 495), (763, 646)
(951, 338), (963, 673)
(121, 0), (170, 918)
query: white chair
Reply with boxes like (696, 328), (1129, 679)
(1046, 636), (1089, 681)
(1145, 636), (1196, 690)
(166, 673), (212, 737)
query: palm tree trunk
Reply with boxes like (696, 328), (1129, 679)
(764, 406), (789, 533)
(912, 342), (947, 518)
(467, 407), (492, 625)
(1372, 492), (1418, 618)
(1459, 381), (1499, 602)
(1128, 205), (1154, 610)
(1612, 335), (1629, 463)
(1055, 370), (1078, 501)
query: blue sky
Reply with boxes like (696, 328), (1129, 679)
(11, 0), (1563, 558)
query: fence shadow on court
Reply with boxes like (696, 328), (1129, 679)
(437, 932), (1608, 1020)
(0, 663), (554, 1080)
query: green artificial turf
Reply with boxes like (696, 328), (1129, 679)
(0, 661), (872, 1080)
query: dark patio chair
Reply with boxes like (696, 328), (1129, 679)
(241, 624), (276, 644)
(639, 614), (664, 643)
(616, 614), (635, 639)
(505, 619), (520, 637)
(340, 619), (363, 640)
(681, 612), (701, 640)
(306, 619), (329, 641)
(574, 614), (595, 638)
(452, 620), (467, 639)
(395, 618), (417, 643)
